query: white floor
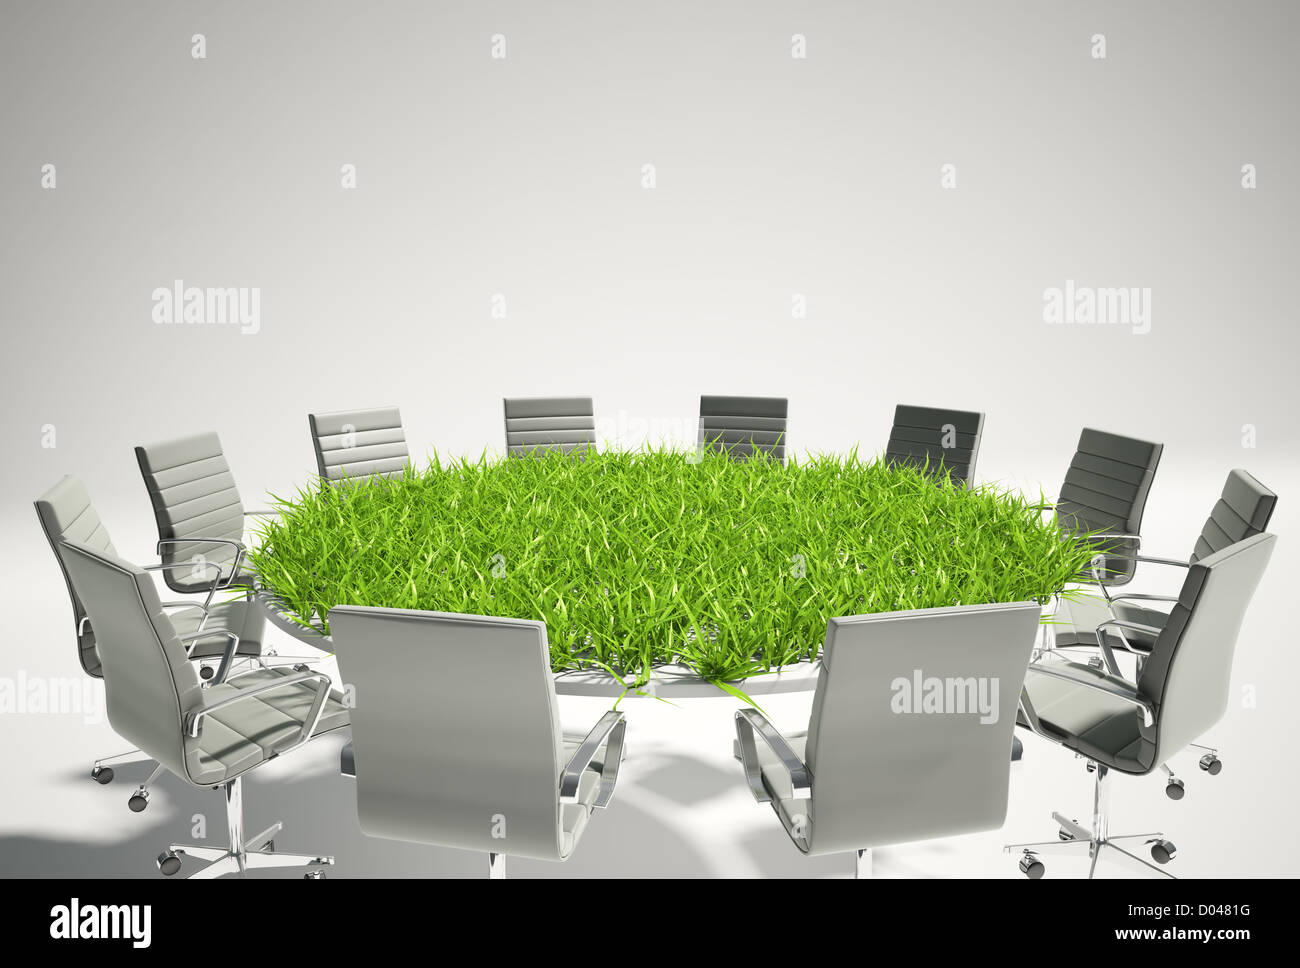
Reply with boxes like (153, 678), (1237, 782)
(2, 485), (1297, 879)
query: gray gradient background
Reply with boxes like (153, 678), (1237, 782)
(2, 1), (1298, 876)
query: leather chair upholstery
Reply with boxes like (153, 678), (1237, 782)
(308, 406), (410, 481)
(884, 404), (984, 487)
(699, 395), (788, 462)
(503, 396), (596, 457)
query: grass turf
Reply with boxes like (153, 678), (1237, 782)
(247, 447), (1102, 686)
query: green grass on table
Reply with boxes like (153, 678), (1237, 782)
(247, 446), (1103, 685)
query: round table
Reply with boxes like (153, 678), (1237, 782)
(254, 590), (823, 698)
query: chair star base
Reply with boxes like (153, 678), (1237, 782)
(1005, 765), (1177, 879)
(155, 777), (333, 879)
(1006, 812), (1174, 879)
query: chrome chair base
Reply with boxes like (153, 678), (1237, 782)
(90, 747), (152, 785)
(1005, 763), (1176, 879)
(156, 777), (333, 879)
(1006, 812), (1174, 879)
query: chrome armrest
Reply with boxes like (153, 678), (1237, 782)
(560, 709), (627, 809)
(1093, 617), (1162, 674)
(244, 509), (279, 518)
(1108, 593), (1178, 606)
(1097, 618), (1162, 647)
(1085, 533), (1140, 587)
(143, 560), (221, 613)
(185, 670), (333, 756)
(155, 537), (248, 589)
(1130, 554), (1189, 568)
(177, 629), (241, 679)
(1027, 660), (1156, 727)
(734, 707), (811, 803)
(160, 600), (211, 633)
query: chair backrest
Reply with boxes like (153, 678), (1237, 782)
(34, 476), (118, 677)
(1057, 428), (1163, 584)
(328, 606), (571, 861)
(503, 396), (596, 457)
(698, 395), (788, 462)
(801, 602), (1041, 855)
(135, 432), (246, 590)
(1189, 469), (1276, 563)
(308, 406), (410, 482)
(1138, 532), (1275, 768)
(58, 539), (202, 781)
(884, 404), (985, 487)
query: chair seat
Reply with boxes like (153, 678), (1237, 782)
(1110, 601), (1170, 648)
(1053, 594), (1168, 650)
(1052, 592), (1110, 648)
(1019, 662), (1148, 773)
(185, 667), (350, 786)
(169, 600), (265, 657)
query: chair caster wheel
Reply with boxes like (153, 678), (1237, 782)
(1058, 823), (1077, 842)
(1085, 762), (1097, 773)
(199, 665), (215, 681)
(1019, 852), (1045, 879)
(91, 766), (114, 784)
(1165, 778), (1185, 800)
(1199, 754), (1222, 775)
(157, 850), (182, 876)
(128, 789), (149, 813)
(305, 870), (326, 880)
(1150, 840), (1177, 864)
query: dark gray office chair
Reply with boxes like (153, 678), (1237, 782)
(1058, 469), (1276, 797)
(36, 475), (264, 808)
(1102, 469), (1276, 644)
(308, 406), (410, 482)
(503, 396), (596, 457)
(60, 538), (348, 878)
(134, 432), (264, 596)
(884, 404), (985, 487)
(1009, 532), (1275, 878)
(329, 606), (626, 878)
(1055, 428), (1164, 590)
(698, 395), (788, 462)
(734, 601), (1041, 877)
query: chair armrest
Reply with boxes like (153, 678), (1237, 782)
(144, 560), (222, 616)
(1085, 534), (1140, 586)
(244, 509), (279, 518)
(185, 669), (334, 756)
(160, 601), (211, 632)
(1093, 618), (1161, 676)
(160, 600), (209, 614)
(177, 629), (240, 679)
(1028, 660), (1155, 727)
(1108, 593), (1178, 606)
(560, 710), (627, 809)
(734, 707), (811, 803)
(163, 600), (211, 639)
(155, 537), (248, 589)
(1103, 552), (1190, 569)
